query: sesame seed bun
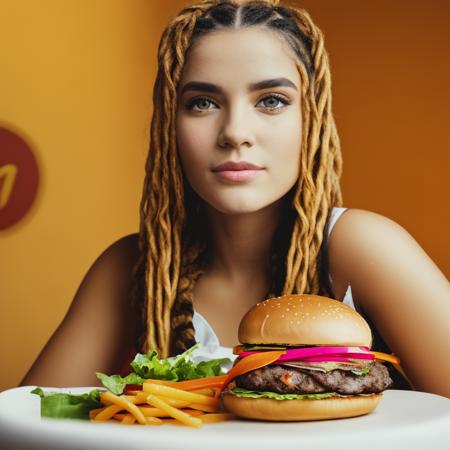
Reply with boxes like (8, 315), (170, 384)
(222, 392), (382, 421)
(224, 294), (381, 422)
(238, 294), (372, 347)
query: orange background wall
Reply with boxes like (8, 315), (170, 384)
(1, 0), (449, 391)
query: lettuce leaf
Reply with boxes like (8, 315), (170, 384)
(95, 372), (144, 395)
(231, 387), (334, 400)
(353, 366), (370, 377)
(243, 344), (287, 351)
(31, 387), (102, 420)
(95, 344), (230, 394)
(128, 344), (229, 382)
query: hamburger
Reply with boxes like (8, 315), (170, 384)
(222, 294), (398, 421)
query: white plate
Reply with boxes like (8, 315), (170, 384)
(0, 387), (449, 450)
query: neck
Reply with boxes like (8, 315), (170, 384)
(204, 199), (286, 283)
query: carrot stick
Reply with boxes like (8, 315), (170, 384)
(222, 350), (286, 387)
(170, 375), (227, 391)
(371, 351), (400, 365)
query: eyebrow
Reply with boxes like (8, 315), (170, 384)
(179, 77), (298, 95)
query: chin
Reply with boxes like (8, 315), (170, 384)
(208, 202), (277, 217)
(202, 191), (289, 217)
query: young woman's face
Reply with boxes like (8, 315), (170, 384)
(176, 27), (302, 215)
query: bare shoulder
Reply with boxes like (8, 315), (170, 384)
(69, 232), (140, 310)
(65, 232), (142, 334)
(329, 207), (408, 250)
(20, 232), (141, 387)
(328, 208), (450, 396)
(328, 208), (448, 297)
(328, 208), (445, 283)
(328, 208), (408, 276)
(327, 209), (405, 298)
(96, 232), (140, 267)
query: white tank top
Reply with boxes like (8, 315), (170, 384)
(190, 207), (353, 370)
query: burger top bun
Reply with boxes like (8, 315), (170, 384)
(238, 294), (372, 347)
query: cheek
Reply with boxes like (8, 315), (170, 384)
(176, 119), (212, 175)
(265, 114), (302, 178)
(177, 121), (203, 155)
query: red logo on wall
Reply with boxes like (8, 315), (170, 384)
(0, 128), (40, 230)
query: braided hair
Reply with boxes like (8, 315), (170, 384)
(131, 0), (343, 358)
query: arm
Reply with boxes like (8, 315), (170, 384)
(20, 233), (140, 387)
(328, 209), (450, 397)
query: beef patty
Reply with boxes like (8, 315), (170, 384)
(234, 362), (393, 395)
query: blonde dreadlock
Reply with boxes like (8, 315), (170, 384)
(132, 0), (343, 358)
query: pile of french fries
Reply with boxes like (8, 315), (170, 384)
(89, 379), (234, 428)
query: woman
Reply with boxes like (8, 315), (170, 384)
(20, 0), (450, 397)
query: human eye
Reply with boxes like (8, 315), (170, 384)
(185, 96), (219, 112)
(256, 93), (292, 111)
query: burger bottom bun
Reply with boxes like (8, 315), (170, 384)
(222, 392), (382, 421)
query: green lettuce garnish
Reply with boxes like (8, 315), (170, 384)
(95, 343), (230, 395)
(243, 344), (287, 351)
(31, 387), (102, 420)
(95, 372), (144, 395)
(352, 366), (370, 377)
(232, 387), (334, 400)
(130, 344), (229, 380)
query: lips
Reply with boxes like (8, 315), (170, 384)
(211, 161), (264, 183)
(211, 161), (264, 172)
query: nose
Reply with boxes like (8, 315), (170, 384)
(217, 104), (255, 150)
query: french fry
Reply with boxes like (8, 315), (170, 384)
(190, 388), (216, 396)
(91, 374), (232, 427)
(161, 398), (190, 407)
(89, 407), (106, 420)
(144, 379), (180, 387)
(181, 409), (205, 417)
(146, 394), (203, 428)
(160, 418), (186, 426)
(137, 406), (168, 417)
(143, 383), (219, 406)
(187, 402), (218, 413)
(114, 412), (164, 425)
(199, 413), (235, 424)
(145, 397), (190, 408)
(123, 391), (150, 404)
(145, 416), (164, 425)
(94, 404), (123, 421)
(137, 406), (204, 417)
(100, 392), (146, 425)
(121, 414), (137, 425)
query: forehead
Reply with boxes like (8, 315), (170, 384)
(179, 27), (300, 90)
